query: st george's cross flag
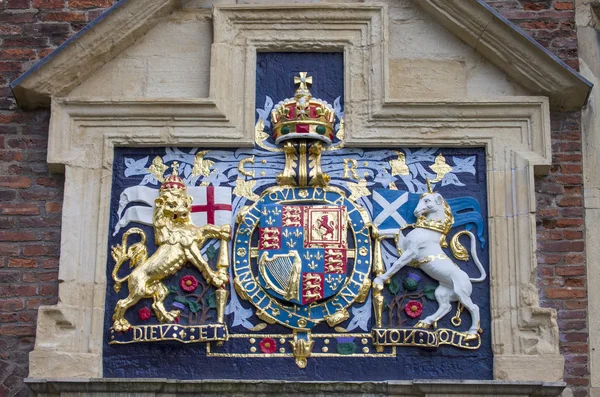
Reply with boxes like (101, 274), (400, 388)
(113, 186), (232, 235)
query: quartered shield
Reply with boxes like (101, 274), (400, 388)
(257, 203), (348, 305)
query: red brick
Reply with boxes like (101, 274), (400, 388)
(540, 240), (584, 252)
(69, 0), (112, 8)
(0, 285), (37, 297)
(0, 176), (31, 188)
(0, 48), (37, 61)
(0, 325), (36, 336)
(546, 288), (586, 299)
(0, 244), (19, 256)
(45, 202), (61, 213)
(556, 266), (585, 276)
(23, 271), (56, 282)
(0, 204), (40, 215)
(19, 310), (37, 323)
(41, 11), (87, 23)
(0, 299), (24, 311)
(555, 2), (575, 10)
(0, 231), (37, 241)
(7, 258), (37, 268)
(42, 258), (59, 269)
(33, 0), (65, 8)
(558, 196), (583, 207)
(0, 24), (23, 35)
(40, 283), (57, 296)
(22, 244), (57, 256)
(564, 279), (585, 288)
(565, 300), (587, 310)
(25, 297), (57, 309)
(0, 313), (19, 323)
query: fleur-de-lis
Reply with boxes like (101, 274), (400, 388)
(286, 240), (296, 248)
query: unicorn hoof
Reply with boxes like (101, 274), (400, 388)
(414, 321), (431, 329)
(464, 333), (480, 342)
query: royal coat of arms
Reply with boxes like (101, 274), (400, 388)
(106, 56), (491, 378)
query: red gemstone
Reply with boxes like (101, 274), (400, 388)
(296, 124), (309, 133)
(309, 106), (317, 118)
(287, 105), (295, 119)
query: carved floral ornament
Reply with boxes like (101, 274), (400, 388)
(9, 1), (590, 387)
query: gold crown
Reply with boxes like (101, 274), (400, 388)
(270, 72), (336, 144)
(160, 161), (187, 192)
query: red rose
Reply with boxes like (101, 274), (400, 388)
(259, 337), (277, 354)
(138, 307), (152, 321)
(180, 275), (199, 292)
(404, 300), (423, 318)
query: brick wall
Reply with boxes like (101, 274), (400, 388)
(0, 2), (115, 396)
(0, 0), (589, 396)
(484, 2), (589, 396)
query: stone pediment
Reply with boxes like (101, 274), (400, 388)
(10, 0), (592, 111)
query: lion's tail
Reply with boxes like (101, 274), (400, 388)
(111, 228), (147, 293)
(450, 230), (487, 282)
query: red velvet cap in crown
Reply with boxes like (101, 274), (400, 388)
(160, 161), (186, 192)
(270, 72), (336, 145)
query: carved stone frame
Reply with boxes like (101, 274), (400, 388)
(31, 4), (562, 382)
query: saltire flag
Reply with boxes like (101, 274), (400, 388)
(371, 190), (486, 247)
(113, 186), (232, 235)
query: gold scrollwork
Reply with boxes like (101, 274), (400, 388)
(147, 156), (168, 182)
(389, 151), (409, 176)
(290, 332), (314, 368)
(277, 142), (298, 186)
(308, 142), (331, 187)
(191, 150), (214, 177)
(233, 179), (260, 202)
(429, 153), (453, 183)
(346, 178), (371, 202)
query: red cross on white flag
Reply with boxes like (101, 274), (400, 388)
(188, 186), (232, 226)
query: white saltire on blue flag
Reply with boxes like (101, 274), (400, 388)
(372, 189), (487, 247)
(371, 190), (421, 234)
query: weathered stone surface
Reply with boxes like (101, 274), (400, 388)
(25, 379), (566, 397)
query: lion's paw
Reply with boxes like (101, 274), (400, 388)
(112, 319), (131, 332)
(164, 310), (181, 323)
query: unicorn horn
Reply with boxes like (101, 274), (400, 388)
(426, 178), (433, 193)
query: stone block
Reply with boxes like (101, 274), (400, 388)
(388, 58), (467, 99)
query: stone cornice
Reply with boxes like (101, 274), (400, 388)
(419, 0), (592, 110)
(25, 378), (566, 396)
(10, 0), (179, 109)
(10, 0), (593, 110)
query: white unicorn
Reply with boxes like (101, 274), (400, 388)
(373, 181), (486, 339)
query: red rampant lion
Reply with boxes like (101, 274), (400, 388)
(316, 214), (335, 239)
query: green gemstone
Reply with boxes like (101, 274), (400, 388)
(316, 125), (326, 134)
(281, 126), (291, 134)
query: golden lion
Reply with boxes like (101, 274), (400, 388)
(111, 177), (231, 332)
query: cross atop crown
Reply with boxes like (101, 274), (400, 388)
(294, 72), (313, 97)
